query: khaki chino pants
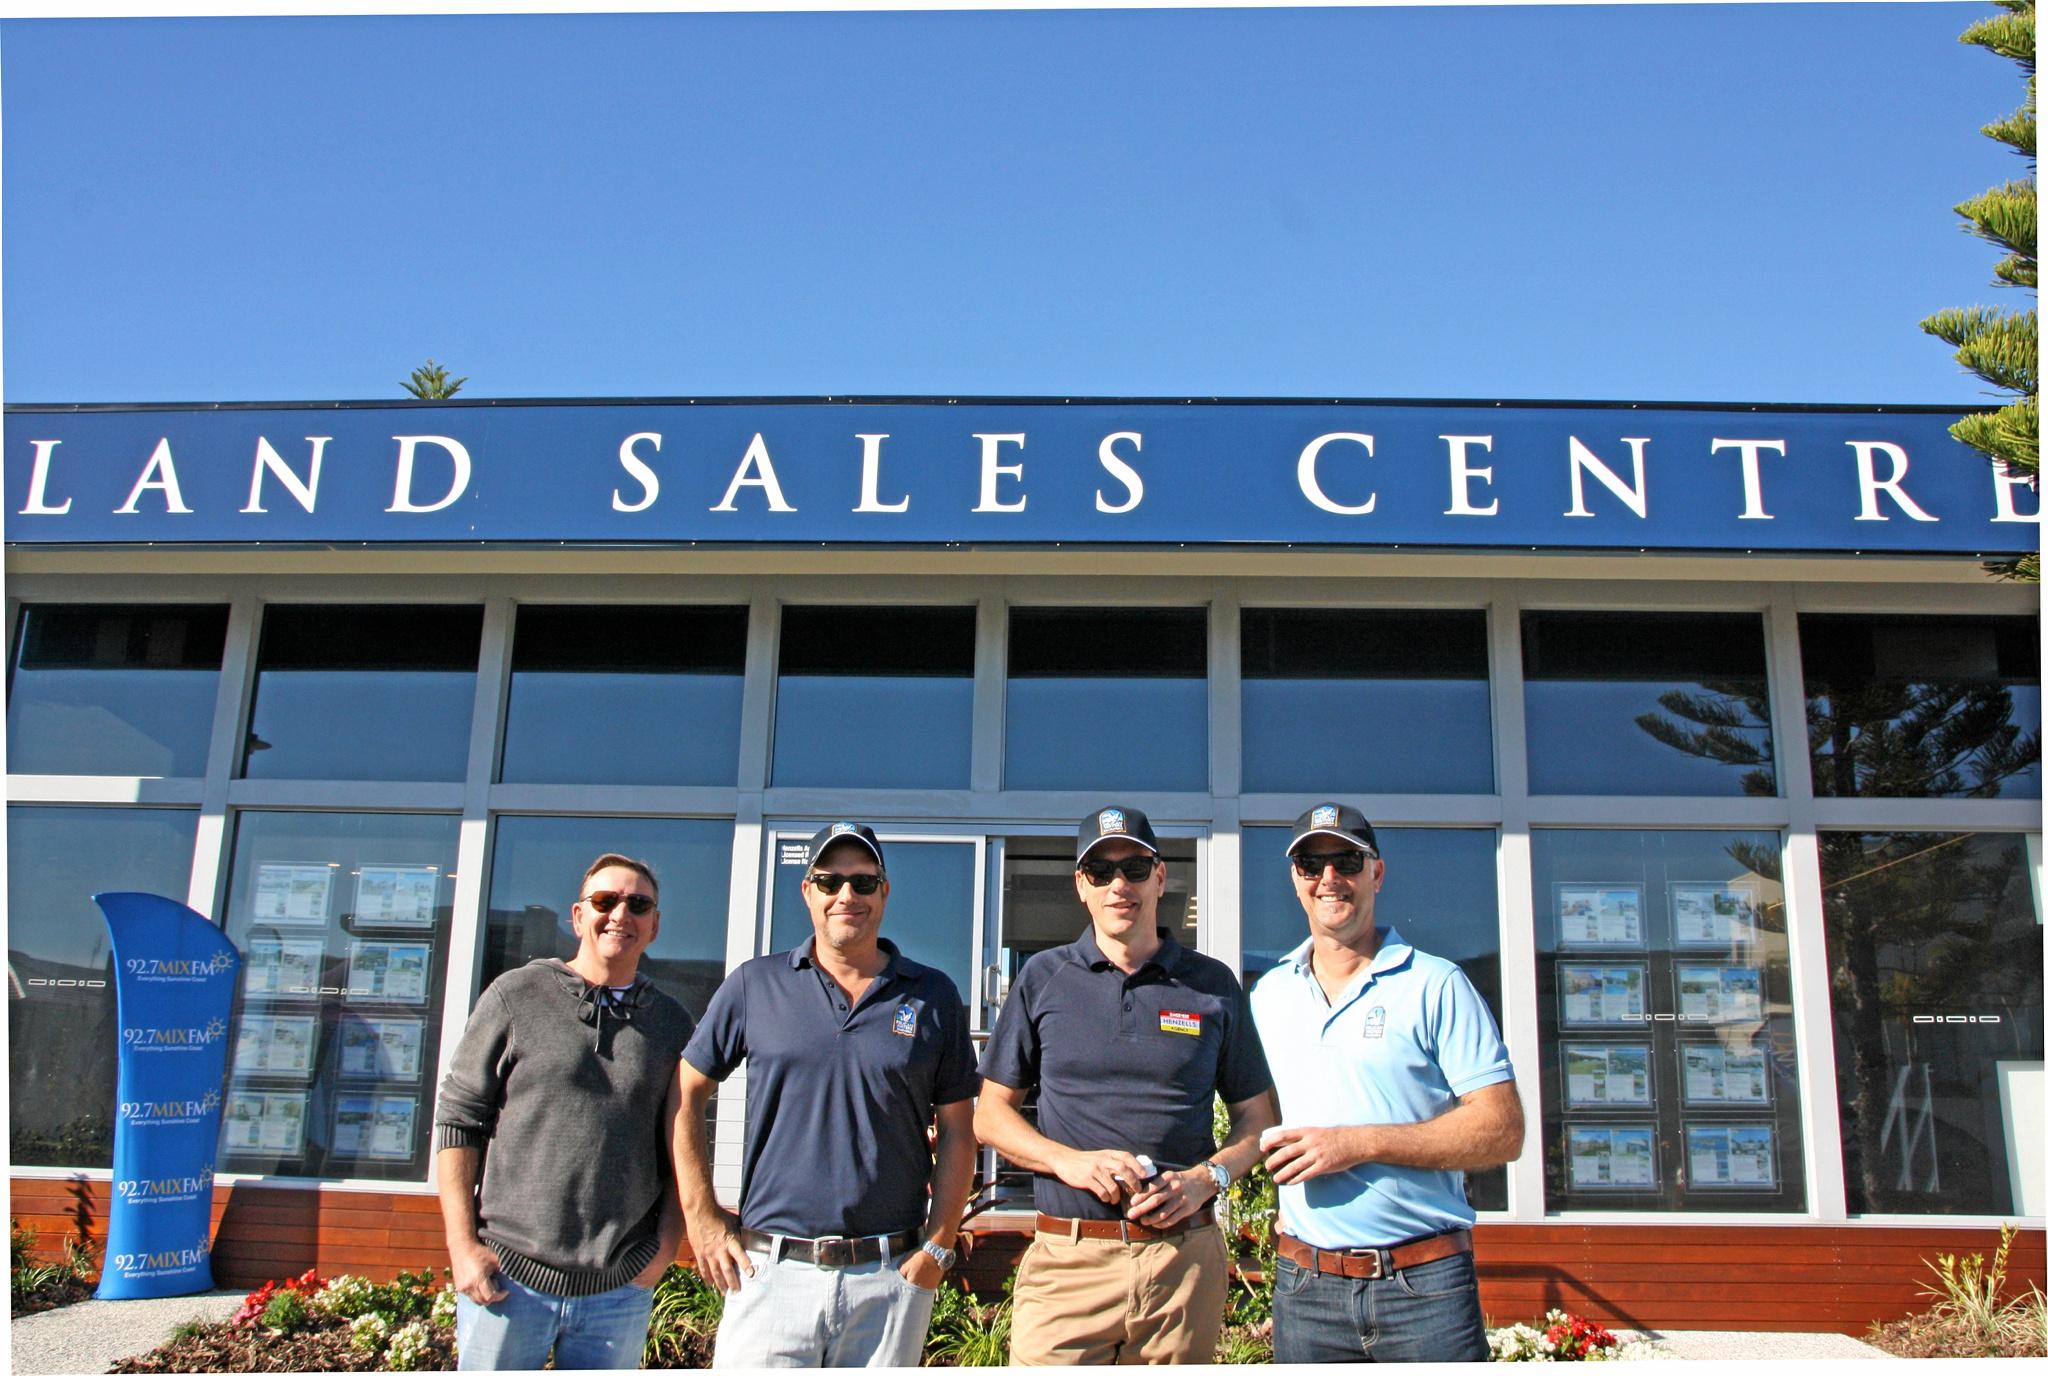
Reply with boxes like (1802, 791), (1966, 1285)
(1008, 1225), (1228, 1366)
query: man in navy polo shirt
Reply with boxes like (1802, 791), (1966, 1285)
(1252, 803), (1524, 1363)
(672, 821), (978, 1368)
(977, 805), (1276, 1365)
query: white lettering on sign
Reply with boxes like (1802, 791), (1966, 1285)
(1850, 441), (1938, 522)
(855, 433), (909, 513)
(1297, 432), (1376, 515)
(613, 432), (661, 513)
(242, 436), (329, 514)
(18, 439), (71, 515)
(387, 435), (472, 513)
(1991, 458), (2041, 524)
(1565, 437), (1649, 519)
(713, 433), (795, 512)
(1441, 435), (1498, 516)
(1711, 438), (1785, 521)
(1095, 431), (1144, 514)
(115, 438), (194, 515)
(973, 433), (1027, 513)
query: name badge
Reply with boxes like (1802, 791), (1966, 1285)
(1159, 1009), (1202, 1037)
(892, 1002), (919, 1037)
(1362, 1006), (1387, 1040)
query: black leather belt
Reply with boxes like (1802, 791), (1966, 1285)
(738, 1227), (920, 1266)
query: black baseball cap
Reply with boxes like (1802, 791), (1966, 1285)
(806, 821), (887, 871)
(1075, 805), (1161, 863)
(1286, 803), (1380, 858)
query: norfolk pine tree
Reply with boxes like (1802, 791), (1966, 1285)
(401, 358), (467, 400)
(1921, 0), (2038, 581)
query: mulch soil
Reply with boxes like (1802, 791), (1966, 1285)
(1863, 1314), (2048, 1360)
(108, 1319), (456, 1374)
(11, 1273), (98, 1317)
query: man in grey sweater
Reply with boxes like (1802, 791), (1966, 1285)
(435, 853), (692, 1370)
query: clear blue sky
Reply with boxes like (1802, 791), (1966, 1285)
(0, 3), (2029, 405)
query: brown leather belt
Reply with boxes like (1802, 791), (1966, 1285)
(738, 1227), (920, 1266)
(1275, 1228), (1472, 1280)
(1035, 1205), (1214, 1243)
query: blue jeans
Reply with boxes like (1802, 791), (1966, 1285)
(1272, 1250), (1489, 1363)
(455, 1273), (656, 1370)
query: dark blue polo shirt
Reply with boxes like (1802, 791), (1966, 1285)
(978, 926), (1273, 1220)
(682, 937), (978, 1239)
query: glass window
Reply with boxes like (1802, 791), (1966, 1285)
(1241, 825), (1506, 1209)
(1522, 611), (1777, 797)
(1802, 615), (2041, 801)
(1530, 829), (1804, 1213)
(216, 811), (459, 1181)
(769, 836), (978, 1002)
(1241, 609), (1492, 793)
(483, 815), (735, 1020)
(8, 806), (198, 1168)
(1007, 607), (1207, 792)
(501, 605), (748, 786)
(772, 607), (974, 790)
(7, 604), (227, 777)
(1821, 831), (2043, 1216)
(242, 605), (482, 782)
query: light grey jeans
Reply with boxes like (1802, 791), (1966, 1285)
(711, 1246), (939, 1368)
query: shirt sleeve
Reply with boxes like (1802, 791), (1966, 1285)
(433, 983), (512, 1152)
(1429, 965), (1515, 1098)
(1213, 969), (1276, 1105)
(928, 975), (981, 1106)
(975, 963), (1042, 1092)
(681, 964), (748, 1082)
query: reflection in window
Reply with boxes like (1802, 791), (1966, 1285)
(501, 605), (748, 786)
(1007, 608), (1207, 792)
(1530, 829), (1803, 1214)
(217, 811), (459, 1182)
(1242, 609), (1492, 794)
(8, 806), (198, 1168)
(1241, 825), (1506, 1210)
(8, 604), (228, 777)
(1802, 615), (2041, 801)
(1522, 612), (1776, 797)
(772, 607), (974, 789)
(243, 606), (482, 782)
(1821, 831), (2042, 1216)
(770, 837), (978, 1002)
(483, 815), (735, 1020)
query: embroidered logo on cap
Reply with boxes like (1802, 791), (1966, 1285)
(831, 821), (859, 837)
(893, 1002), (919, 1037)
(1098, 808), (1127, 834)
(1160, 1009), (1202, 1036)
(1312, 805), (1340, 830)
(1362, 1006), (1387, 1039)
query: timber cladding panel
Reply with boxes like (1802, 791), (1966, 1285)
(11, 1177), (2044, 1335)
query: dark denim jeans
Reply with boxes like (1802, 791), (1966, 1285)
(1272, 1249), (1489, 1363)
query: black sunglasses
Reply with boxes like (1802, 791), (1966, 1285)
(808, 871), (885, 895)
(1290, 851), (1371, 878)
(582, 890), (656, 916)
(1078, 855), (1161, 886)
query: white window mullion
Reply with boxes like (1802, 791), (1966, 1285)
(186, 594), (261, 921)
(1488, 589), (1545, 1221)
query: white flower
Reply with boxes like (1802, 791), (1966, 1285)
(430, 1285), (458, 1328)
(385, 1320), (433, 1372)
(315, 1274), (375, 1319)
(348, 1312), (391, 1352)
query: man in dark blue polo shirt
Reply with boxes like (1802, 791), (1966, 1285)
(977, 805), (1277, 1365)
(673, 821), (978, 1368)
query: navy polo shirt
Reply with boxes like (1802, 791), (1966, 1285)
(979, 926), (1273, 1220)
(681, 937), (978, 1239)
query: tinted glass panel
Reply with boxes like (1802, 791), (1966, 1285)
(217, 811), (459, 1182)
(1522, 612), (1776, 797)
(770, 837), (978, 1000)
(1240, 824), (1506, 1210)
(243, 606), (481, 781)
(1242, 609), (1492, 793)
(773, 607), (974, 789)
(8, 604), (227, 776)
(1821, 831), (2042, 1216)
(1007, 608), (1207, 792)
(9, 806), (198, 1168)
(1531, 829), (1804, 1214)
(501, 605), (748, 786)
(483, 815), (735, 1020)
(1802, 615), (2041, 800)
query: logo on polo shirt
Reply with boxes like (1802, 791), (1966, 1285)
(1312, 805), (1340, 830)
(1159, 1009), (1202, 1036)
(1362, 1006), (1386, 1039)
(893, 1002), (919, 1037)
(1098, 808), (1126, 834)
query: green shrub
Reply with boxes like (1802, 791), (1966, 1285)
(644, 1264), (725, 1368)
(924, 1273), (1013, 1366)
(258, 1287), (312, 1332)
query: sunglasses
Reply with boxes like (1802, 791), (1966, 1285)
(1078, 855), (1161, 885)
(582, 890), (656, 916)
(1290, 851), (1372, 878)
(808, 871), (885, 895)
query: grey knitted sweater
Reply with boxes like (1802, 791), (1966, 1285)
(434, 958), (694, 1297)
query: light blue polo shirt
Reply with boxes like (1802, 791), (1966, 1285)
(1248, 926), (1513, 1249)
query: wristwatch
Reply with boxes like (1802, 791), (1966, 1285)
(1203, 1159), (1232, 1196)
(920, 1239), (958, 1272)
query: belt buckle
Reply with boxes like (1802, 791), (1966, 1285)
(1341, 1247), (1384, 1280)
(814, 1235), (851, 1266)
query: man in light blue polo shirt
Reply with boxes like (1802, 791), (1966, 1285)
(1251, 803), (1524, 1363)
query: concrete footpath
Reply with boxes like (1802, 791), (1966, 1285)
(10, 1290), (1899, 1373)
